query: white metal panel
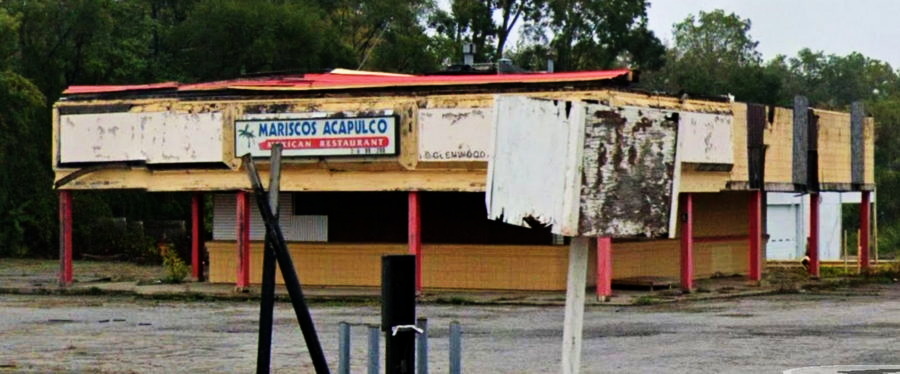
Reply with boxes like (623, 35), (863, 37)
(59, 112), (143, 163)
(767, 205), (799, 260)
(59, 111), (224, 164)
(676, 112), (734, 165)
(143, 112), (223, 164)
(212, 193), (326, 242)
(487, 96), (585, 236)
(819, 193), (842, 261)
(418, 107), (493, 161)
(766, 192), (844, 261)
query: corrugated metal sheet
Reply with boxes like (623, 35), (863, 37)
(212, 193), (327, 241)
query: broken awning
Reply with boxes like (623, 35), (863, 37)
(63, 69), (631, 95)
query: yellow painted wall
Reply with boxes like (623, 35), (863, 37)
(207, 238), (748, 290)
(765, 107), (794, 185)
(207, 241), (569, 291)
(865, 118), (875, 185)
(816, 109), (853, 185)
(729, 103), (750, 183)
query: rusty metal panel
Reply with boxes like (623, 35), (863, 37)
(851, 101), (865, 185)
(792, 96), (809, 187)
(747, 104), (766, 189)
(487, 96), (586, 236)
(418, 108), (493, 162)
(487, 96), (678, 239)
(59, 111), (223, 164)
(676, 111), (733, 165)
(577, 105), (678, 238)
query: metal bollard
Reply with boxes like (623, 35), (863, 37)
(416, 318), (428, 374)
(339, 322), (350, 374)
(367, 324), (380, 374)
(449, 321), (462, 374)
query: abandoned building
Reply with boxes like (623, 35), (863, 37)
(52, 68), (875, 297)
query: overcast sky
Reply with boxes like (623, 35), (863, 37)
(647, 0), (900, 67)
(436, 0), (900, 68)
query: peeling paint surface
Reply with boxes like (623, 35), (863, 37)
(418, 107), (493, 162)
(677, 112), (733, 165)
(59, 111), (223, 164)
(578, 106), (678, 237)
(487, 96), (585, 236)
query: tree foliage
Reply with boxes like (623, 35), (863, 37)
(1, 1), (900, 260)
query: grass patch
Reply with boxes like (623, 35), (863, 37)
(633, 295), (661, 306)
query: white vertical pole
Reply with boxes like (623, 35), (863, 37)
(561, 237), (589, 374)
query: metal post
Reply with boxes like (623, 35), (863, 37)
(368, 325), (380, 374)
(873, 192), (879, 264)
(748, 190), (762, 282)
(596, 237), (612, 301)
(809, 193), (820, 278)
(191, 193), (204, 280)
(408, 191), (422, 293)
(339, 322), (351, 374)
(860, 191), (871, 272)
(257, 145), (282, 374)
(244, 155), (330, 374)
(561, 237), (589, 374)
(236, 190), (251, 288)
(449, 321), (462, 374)
(58, 190), (73, 287)
(382, 255), (416, 374)
(416, 318), (428, 374)
(680, 193), (694, 291)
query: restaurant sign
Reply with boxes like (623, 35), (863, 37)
(235, 115), (398, 157)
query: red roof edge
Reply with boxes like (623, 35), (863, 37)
(63, 82), (179, 95)
(63, 69), (631, 95)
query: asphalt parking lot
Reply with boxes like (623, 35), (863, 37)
(1, 282), (898, 373)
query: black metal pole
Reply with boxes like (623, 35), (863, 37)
(244, 155), (330, 374)
(382, 255), (416, 374)
(257, 145), (282, 374)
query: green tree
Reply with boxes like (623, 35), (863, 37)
(533, 0), (664, 71)
(768, 49), (896, 109)
(642, 10), (779, 104)
(0, 9), (52, 256)
(169, 0), (352, 81)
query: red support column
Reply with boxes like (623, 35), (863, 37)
(191, 193), (204, 281)
(408, 191), (422, 292)
(680, 193), (694, 292)
(58, 190), (73, 287)
(748, 190), (762, 282)
(236, 191), (251, 288)
(859, 191), (871, 272)
(596, 237), (612, 301)
(808, 193), (820, 278)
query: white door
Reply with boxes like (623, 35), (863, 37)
(767, 205), (799, 260)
